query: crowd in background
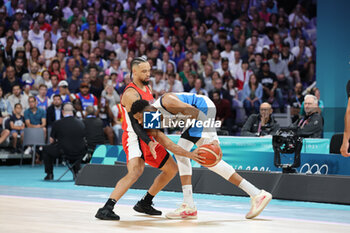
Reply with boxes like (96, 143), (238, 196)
(0, 0), (321, 154)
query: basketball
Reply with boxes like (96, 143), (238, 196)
(197, 144), (222, 167)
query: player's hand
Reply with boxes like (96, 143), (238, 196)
(189, 148), (205, 164)
(340, 139), (350, 157)
(148, 141), (158, 159)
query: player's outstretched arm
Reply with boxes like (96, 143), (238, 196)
(147, 129), (205, 164)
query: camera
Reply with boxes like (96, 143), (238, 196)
(272, 127), (303, 173)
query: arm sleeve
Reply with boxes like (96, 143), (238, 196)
(128, 112), (151, 145)
(347, 80), (350, 98)
(297, 114), (323, 137)
(241, 115), (257, 137)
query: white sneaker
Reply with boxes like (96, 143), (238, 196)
(245, 190), (272, 219)
(24, 147), (32, 155)
(165, 203), (197, 219)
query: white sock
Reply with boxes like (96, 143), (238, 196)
(182, 185), (195, 208)
(238, 179), (261, 197)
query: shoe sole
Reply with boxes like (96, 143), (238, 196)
(133, 205), (162, 216)
(95, 213), (120, 221)
(165, 214), (198, 220)
(246, 193), (272, 219)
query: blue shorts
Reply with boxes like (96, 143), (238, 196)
(11, 130), (23, 135)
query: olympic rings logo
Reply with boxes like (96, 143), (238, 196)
(299, 163), (329, 175)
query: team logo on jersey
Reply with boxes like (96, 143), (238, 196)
(144, 111), (161, 129)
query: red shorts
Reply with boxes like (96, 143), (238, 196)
(122, 131), (169, 168)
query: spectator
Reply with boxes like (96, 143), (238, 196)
(75, 83), (98, 110)
(43, 103), (87, 181)
(0, 86), (12, 117)
(257, 62), (284, 112)
(13, 56), (28, 80)
(41, 70), (52, 89)
(243, 74), (263, 116)
(9, 103), (25, 153)
(190, 78), (208, 96)
(67, 66), (82, 93)
(232, 35), (248, 59)
(241, 102), (279, 137)
(229, 50), (242, 76)
(235, 60), (253, 91)
(36, 84), (50, 111)
(28, 20), (44, 49)
(289, 82), (304, 122)
(57, 80), (71, 104)
(268, 49), (293, 94)
(183, 72), (196, 92)
(291, 38), (312, 75)
(179, 61), (193, 85)
(216, 58), (233, 84)
(96, 98), (115, 145)
(7, 85), (29, 113)
(2, 66), (21, 96)
(165, 73), (184, 93)
(116, 38), (129, 62)
(150, 70), (166, 99)
(0, 104), (10, 146)
(49, 59), (67, 82)
(292, 94), (323, 138)
(101, 84), (120, 107)
(169, 41), (186, 67)
(47, 75), (60, 98)
(24, 96), (47, 137)
(289, 4), (310, 28)
(284, 28), (300, 50)
(46, 94), (63, 128)
(280, 42), (301, 84)
(300, 87), (324, 116)
(212, 90), (233, 135)
(209, 77), (231, 103)
(220, 40), (235, 63)
(22, 62), (44, 95)
(83, 106), (106, 150)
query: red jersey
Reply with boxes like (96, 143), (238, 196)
(121, 82), (154, 132)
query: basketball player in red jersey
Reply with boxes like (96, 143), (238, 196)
(95, 57), (203, 220)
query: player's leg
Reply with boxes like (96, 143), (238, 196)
(133, 140), (178, 216)
(96, 132), (145, 220)
(207, 160), (272, 219)
(134, 155), (178, 215)
(166, 137), (198, 219)
(95, 157), (145, 220)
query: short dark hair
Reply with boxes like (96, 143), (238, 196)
(131, 99), (149, 115)
(53, 94), (62, 100)
(14, 103), (22, 108)
(213, 90), (221, 97)
(28, 96), (36, 102)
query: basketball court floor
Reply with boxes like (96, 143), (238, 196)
(1, 165), (349, 233)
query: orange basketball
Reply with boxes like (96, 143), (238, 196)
(197, 144), (222, 167)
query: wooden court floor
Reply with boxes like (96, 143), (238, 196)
(1, 195), (349, 233)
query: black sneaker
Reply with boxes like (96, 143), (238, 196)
(133, 200), (162, 215)
(44, 174), (53, 181)
(95, 206), (120, 220)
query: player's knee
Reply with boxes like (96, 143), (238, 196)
(162, 159), (178, 177)
(127, 164), (144, 181)
(208, 160), (235, 180)
(127, 169), (143, 182)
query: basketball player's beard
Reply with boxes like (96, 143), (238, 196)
(141, 80), (149, 85)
